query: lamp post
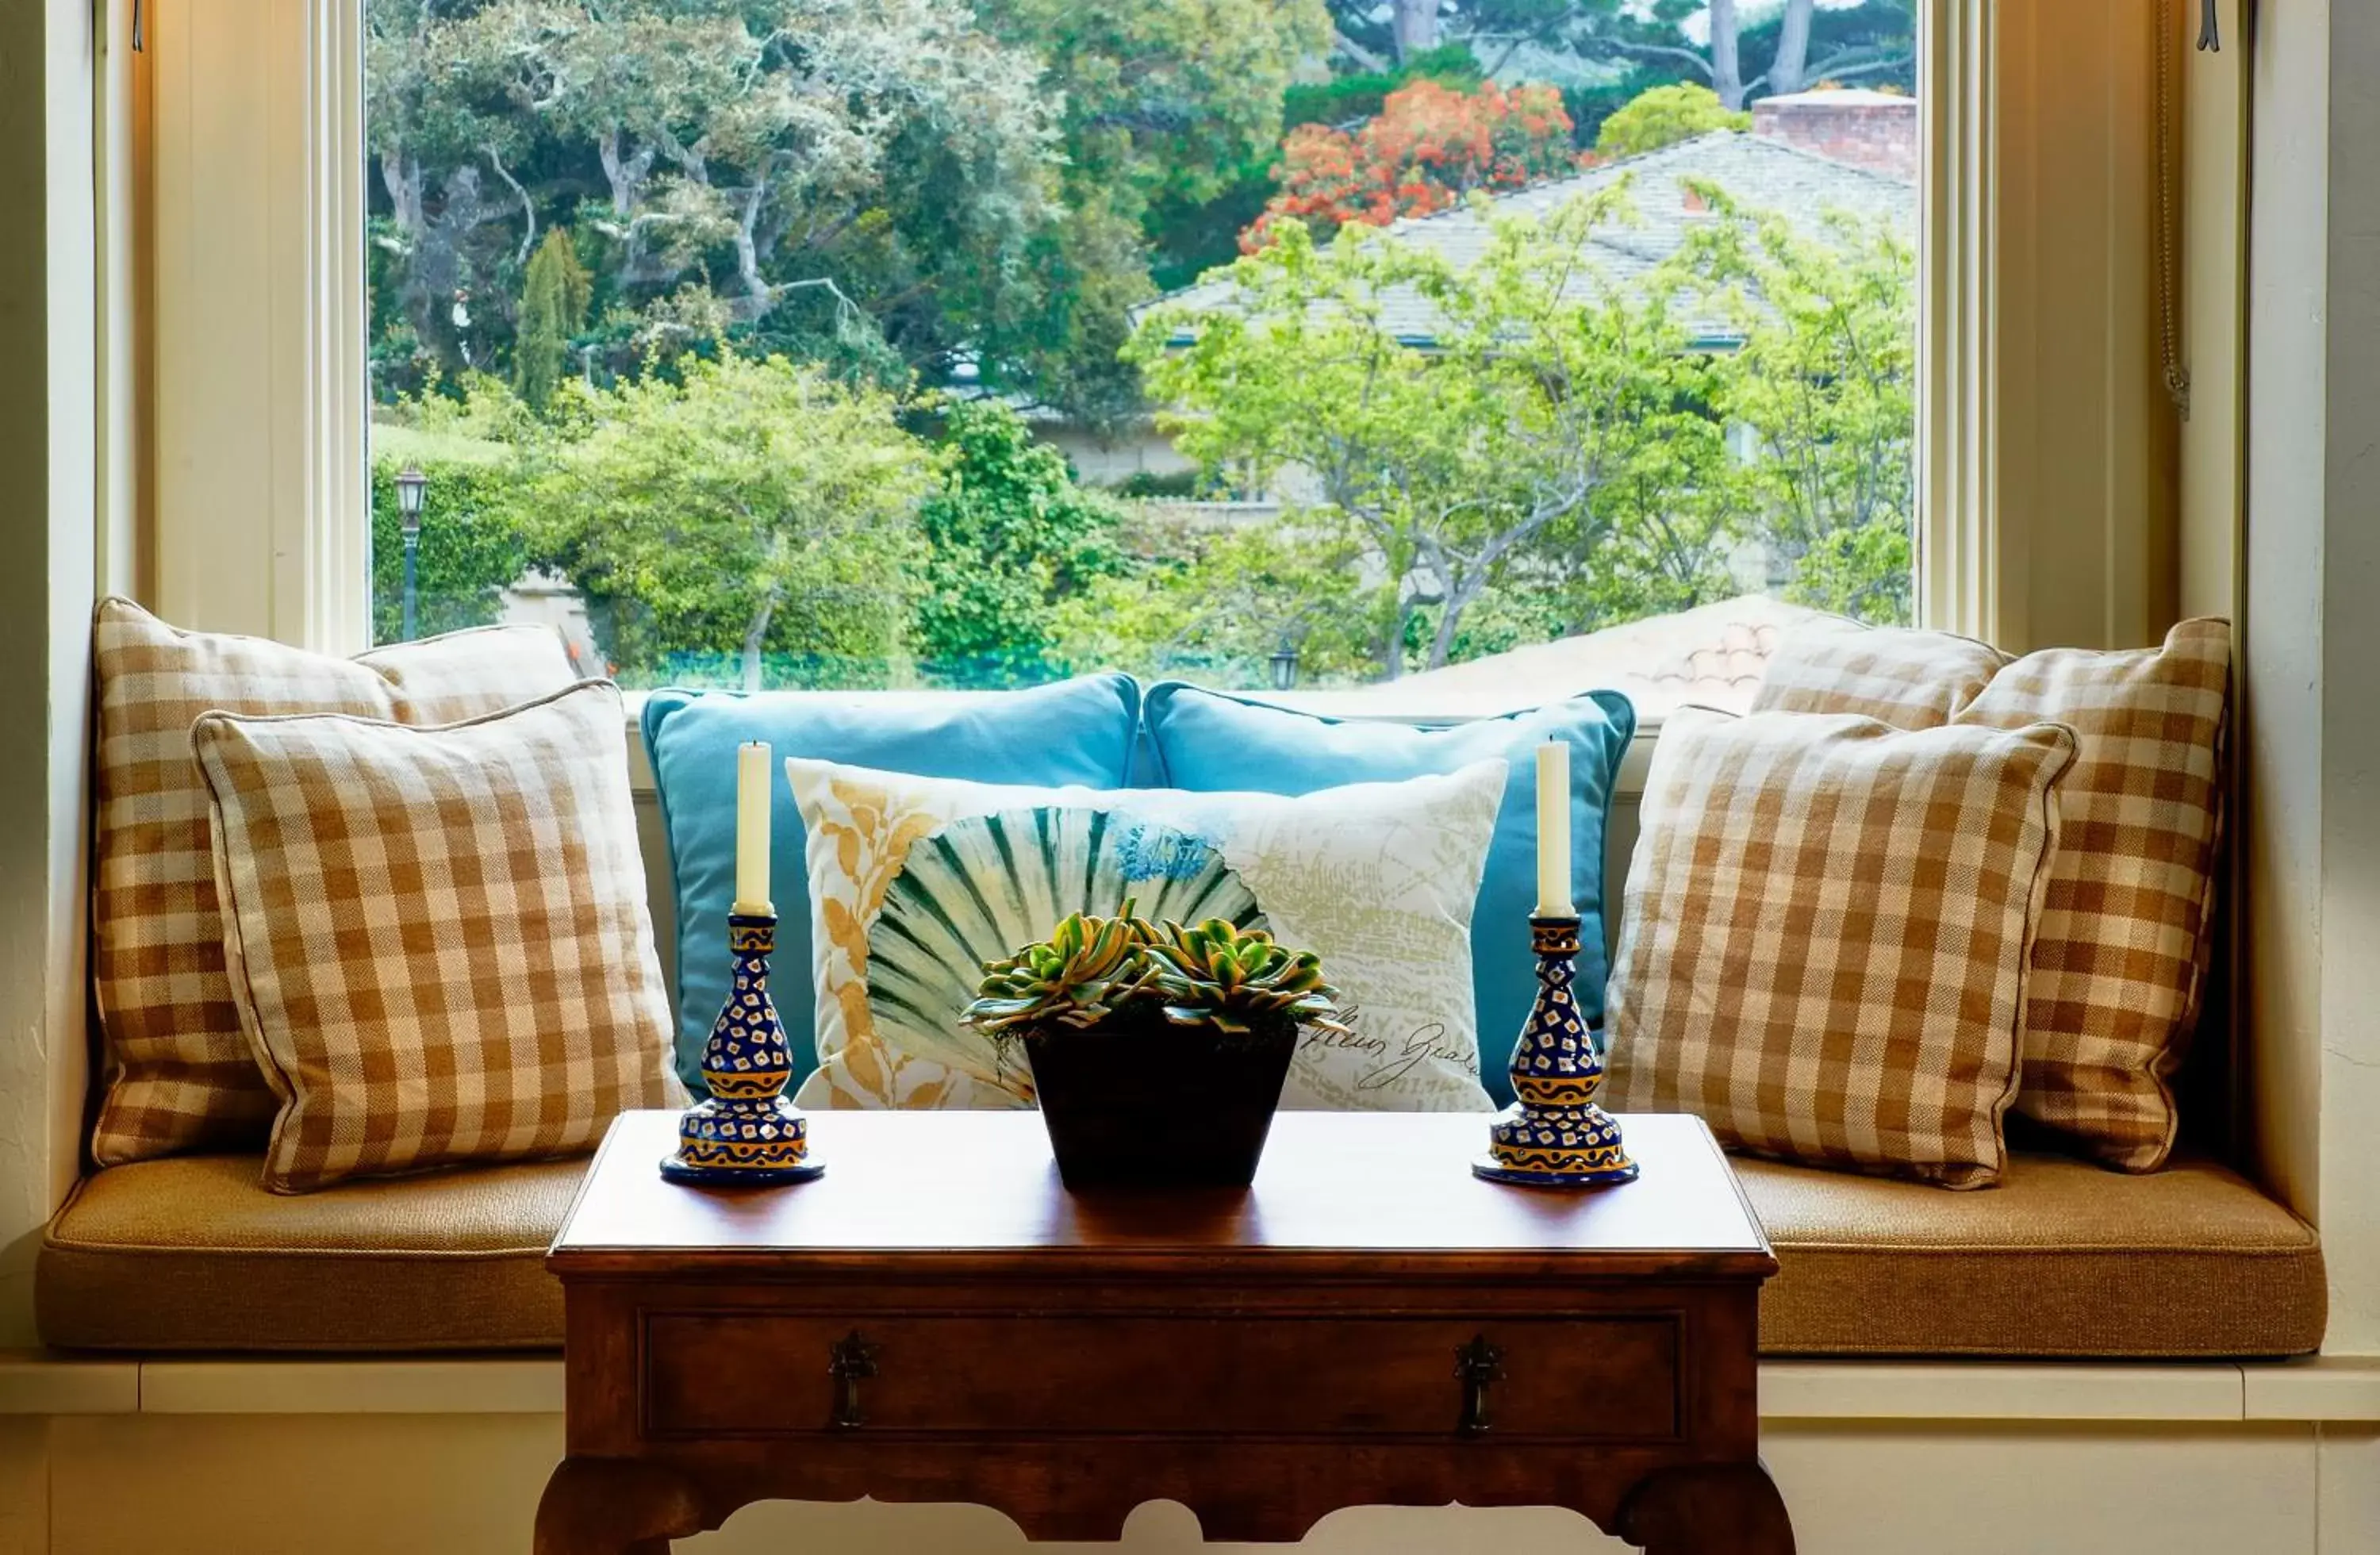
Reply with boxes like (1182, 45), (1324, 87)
(394, 464), (428, 641)
(1269, 638), (1299, 693)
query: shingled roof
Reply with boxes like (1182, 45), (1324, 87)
(1156, 129), (1914, 349)
(1267, 594), (1833, 722)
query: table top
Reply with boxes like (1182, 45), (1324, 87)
(551, 1111), (1774, 1280)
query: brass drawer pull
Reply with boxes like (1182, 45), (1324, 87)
(828, 1330), (877, 1430)
(1454, 1334), (1504, 1436)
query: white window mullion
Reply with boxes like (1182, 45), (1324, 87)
(302, 0), (370, 656)
(1917, 0), (2001, 645)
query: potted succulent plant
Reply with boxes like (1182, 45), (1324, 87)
(962, 905), (1345, 1188)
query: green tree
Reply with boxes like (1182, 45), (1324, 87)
(1457, 0), (1917, 113)
(364, 0), (1069, 401)
(365, 0), (538, 371)
(1246, 79), (1582, 248)
(1127, 174), (1916, 671)
(965, 0), (1330, 421)
(1681, 184), (1917, 623)
(981, 0), (1330, 217)
(1142, 40), (1484, 294)
(521, 354), (936, 689)
(912, 401), (1129, 688)
(1782, 520), (1911, 623)
(1554, 342), (1748, 631)
(1128, 194), (1736, 678)
(369, 447), (534, 645)
(1050, 515), (1380, 687)
(1594, 83), (1751, 160)
(513, 229), (593, 412)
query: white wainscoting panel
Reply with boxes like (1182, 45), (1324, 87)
(25, 1413), (2337, 1555)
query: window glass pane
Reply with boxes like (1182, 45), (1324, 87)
(365, 0), (1918, 713)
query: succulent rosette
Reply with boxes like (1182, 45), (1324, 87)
(962, 904), (1345, 1040)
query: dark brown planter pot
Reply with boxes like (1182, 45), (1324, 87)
(1019, 1012), (1299, 1190)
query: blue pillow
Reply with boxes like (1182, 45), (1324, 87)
(1142, 682), (1636, 1105)
(643, 676), (1142, 1092)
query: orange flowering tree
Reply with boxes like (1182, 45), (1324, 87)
(1243, 79), (1583, 249)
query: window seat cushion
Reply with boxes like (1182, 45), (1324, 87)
(36, 1154), (582, 1352)
(39, 1146), (2325, 1357)
(1738, 1151), (2326, 1357)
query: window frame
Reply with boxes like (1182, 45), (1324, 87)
(141, 0), (2172, 673)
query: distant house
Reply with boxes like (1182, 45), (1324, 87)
(1040, 88), (1917, 490)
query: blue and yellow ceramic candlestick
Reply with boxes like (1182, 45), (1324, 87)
(660, 911), (827, 1186)
(1473, 916), (1638, 1188)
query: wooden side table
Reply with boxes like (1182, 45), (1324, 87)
(536, 1110), (1789, 1553)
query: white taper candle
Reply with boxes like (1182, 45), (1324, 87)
(733, 740), (773, 914)
(1534, 740), (1574, 919)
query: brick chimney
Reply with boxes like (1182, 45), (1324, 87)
(1749, 88), (1917, 181)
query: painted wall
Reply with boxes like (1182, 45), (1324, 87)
(2315, 0), (2380, 1357)
(2243, 0), (2380, 1357)
(0, 0), (100, 1349)
(2243, 0), (2329, 1236)
(1039, 425), (1198, 489)
(2178, 0), (2246, 624)
(0, 1413), (2360, 1555)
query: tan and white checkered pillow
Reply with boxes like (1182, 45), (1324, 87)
(1752, 619), (2006, 726)
(90, 597), (578, 1166)
(1605, 708), (2075, 1188)
(194, 680), (683, 1193)
(1960, 622), (2231, 1169)
(1751, 618), (2231, 1170)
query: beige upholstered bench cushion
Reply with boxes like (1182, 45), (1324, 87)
(1740, 1151), (2326, 1357)
(37, 1154), (582, 1352)
(40, 1146), (2325, 1357)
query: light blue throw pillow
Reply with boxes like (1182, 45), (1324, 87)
(642, 676), (1142, 1092)
(1141, 682), (1637, 1105)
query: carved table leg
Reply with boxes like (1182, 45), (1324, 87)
(533, 1457), (704, 1555)
(1615, 1461), (1795, 1555)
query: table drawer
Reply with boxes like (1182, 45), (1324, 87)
(643, 1312), (1679, 1441)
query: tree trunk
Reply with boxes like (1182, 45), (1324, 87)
(731, 186), (775, 321)
(390, 162), (497, 372)
(598, 129), (674, 286)
(1768, 0), (1816, 97)
(741, 595), (777, 693)
(597, 129), (652, 219)
(483, 144), (536, 267)
(1709, 0), (1745, 109)
(1426, 575), (1486, 672)
(1333, 29), (1389, 72)
(381, 150), (423, 236)
(432, 166), (497, 371)
(1392, 0), (1437, 62)
(380, 152), (439, 366)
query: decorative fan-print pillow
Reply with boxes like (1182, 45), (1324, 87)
(784, 756), (1508, 1114)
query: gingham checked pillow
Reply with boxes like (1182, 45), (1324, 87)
(1752, 619), (2231, 1171)
(194, 680), (684, 1193)
(90, 597), (578, 1166)
(1752, 618), (2004, 724)
(1605, 708), (2075, 1188)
